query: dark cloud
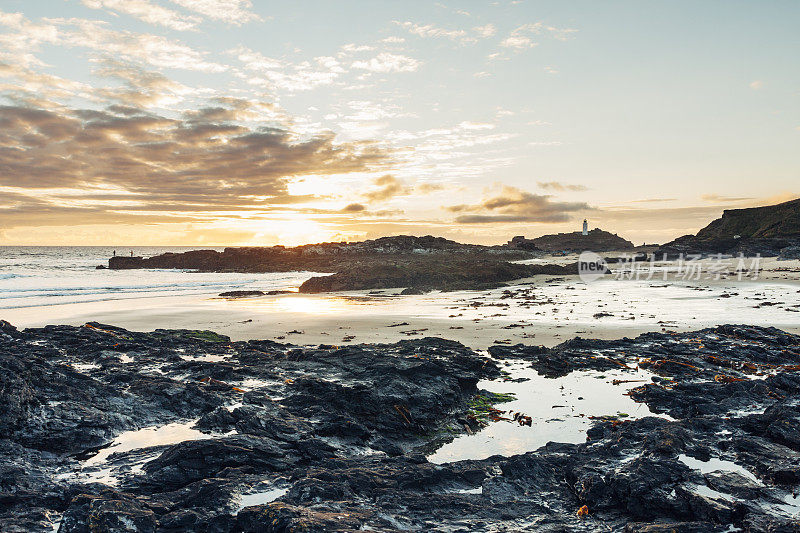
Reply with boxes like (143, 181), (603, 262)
(0, 100), (390, 227)
(448, 185), (590, 224)
(363, 174), (409, 202)
(537, 181), (587, 192)
(341, 203), (367, 212)
(0, 192), (205, 227)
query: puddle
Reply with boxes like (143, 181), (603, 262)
(678, 454), (760, 483)
(680, 456), (800, 519)
(84, 420), (208, 465)
(180, 353), (230, 363)
(429, 363), (663, 463)
(449, 486), (482, 495)
(237, 487), (288, 511)
(238, 377), (283, 390)
(772, 491), (800, 519)
(54, 420), (217, 487)
(70, 362), (99, 372)
(689, 483), (736, 502)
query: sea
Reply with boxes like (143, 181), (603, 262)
(0, 246), (313, 311)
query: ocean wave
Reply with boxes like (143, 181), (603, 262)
(0, 280), (255, 295)
(0, 291), (222, 310)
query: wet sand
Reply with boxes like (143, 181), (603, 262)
(5, 256), (799, 349)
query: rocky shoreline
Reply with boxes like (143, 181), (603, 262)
(105, 236), (583, 294)
(2, 320), (800, 531)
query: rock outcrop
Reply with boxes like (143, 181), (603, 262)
(297, 258), (575, 293)
(1, 322), (799, 531)
(511, 228), (634, 252)
(107, 235), (574, 293)
(659, 198), (800, 257)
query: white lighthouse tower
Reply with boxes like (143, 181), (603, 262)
(582, 219), (588, 236)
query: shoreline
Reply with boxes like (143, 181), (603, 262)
(4, 268), (799, 350)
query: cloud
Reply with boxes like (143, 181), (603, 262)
(81, 0), (201, 31)
(630, 198), (677, 203)
(394, 21), (470, 42)
(393, 21), (498, 44)
(92, 58), (191, 106)
(0, 61), (94, 103)
(0, 101), (391, 228)
(169, 0), (262, 25)
(363, 175), (410, 202)
(416, 182), (445, 194)
(749, 80), (764, 90)
(700, 194), (754, 203)
(537, 181), (587, 192)
(447, 185), (590, 223)
(0, 10), (227, 73)
(500, 22), (577, 49)
(231, 46), (346, 92)
(474, 24), (497, 38)
(341, 203), (366, 213)
(351, 53), (420, 73)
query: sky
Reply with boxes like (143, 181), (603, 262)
(0, 0), (798, 246)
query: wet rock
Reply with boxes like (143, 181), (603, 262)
(236, 502), (367, 532)
(218, 290), (265, 298)
(2, 322), (800, 531)
(59, 492), (156, 533)
(778, 245), (800, 260)
(624, 522), (735, 532)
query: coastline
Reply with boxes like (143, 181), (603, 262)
(4, 263), (799, 350)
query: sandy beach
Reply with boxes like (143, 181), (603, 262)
(5, 256), (799, 349)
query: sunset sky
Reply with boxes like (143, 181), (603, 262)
(1, 1), (798, 246)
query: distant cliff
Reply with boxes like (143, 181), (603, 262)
(659, 198), (800, 256)
(694, 198), (800, 240)
(510, 228), (634, 252)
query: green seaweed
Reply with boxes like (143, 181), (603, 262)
(181, 330), (230, 343)
(467, 391), (516, 420)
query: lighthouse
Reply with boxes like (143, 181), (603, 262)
(582, 219), (588, 236)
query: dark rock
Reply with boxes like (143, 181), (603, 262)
(218, 290), (265, 298)
(298, 259), (575, 293)
(103, 235), (577, 293)
(778, 245), (800, 260)
(658, 197), (800, 257)
(2, 322), (800, 531)
(518, 227), (634, 252)
(59, 493), (157, 533)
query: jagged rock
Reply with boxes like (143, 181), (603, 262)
(1, 323), (799, 531)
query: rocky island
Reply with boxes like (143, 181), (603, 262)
(2, 320), (800, 531)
